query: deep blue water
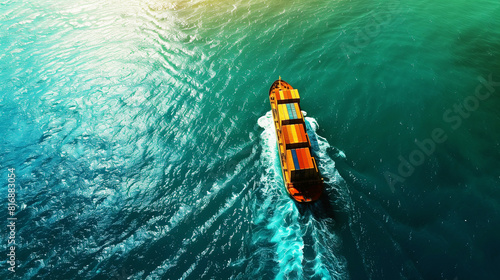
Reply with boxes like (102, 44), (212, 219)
(1, 0), (500, 279)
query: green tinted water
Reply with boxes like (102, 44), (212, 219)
(1, 0), (499, 279)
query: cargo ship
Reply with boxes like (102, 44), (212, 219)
(269, 77), (323, 203)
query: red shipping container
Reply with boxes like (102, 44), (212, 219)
(298, 148), (306, 170)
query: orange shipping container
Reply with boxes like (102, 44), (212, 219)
(299, 124), (307, 142)
(302, 149), (310, 170)
(297, 125), (304, 143)
(286, 150), (295, 171)
(305, 148), (314, 168)
(285, 126), (290, 143)
(301, 148), (309, 169)
(289, 125), (295, 144)
(282, 126), (290, 144)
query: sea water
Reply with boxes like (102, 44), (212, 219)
(1, 0), (500, 279)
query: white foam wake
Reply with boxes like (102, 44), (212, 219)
(250, 111), (348, 280)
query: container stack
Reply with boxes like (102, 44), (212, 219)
(275, 89), (300, 105)
(281, 124), (309, 150)
(270, 88), (320, 184)
(285, 148), (318, 182)
(277, 103), (303, 125)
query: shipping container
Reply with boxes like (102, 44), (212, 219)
(294, 103), (302, 119)
(277, 103), (303, 125)
(276, 90), (300, 104)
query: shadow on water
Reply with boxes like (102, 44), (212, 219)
(295, 183), (341, 222)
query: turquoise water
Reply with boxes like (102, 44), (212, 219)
(1, 0), (500, 279)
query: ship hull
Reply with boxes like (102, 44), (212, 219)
(269, 79), (323, 203)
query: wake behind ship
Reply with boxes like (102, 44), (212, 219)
(269, 78), (324, 202)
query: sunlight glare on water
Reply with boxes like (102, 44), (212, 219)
(1, 0), (500, 279)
